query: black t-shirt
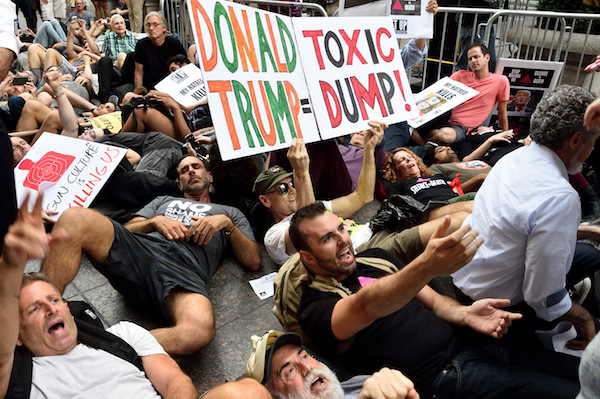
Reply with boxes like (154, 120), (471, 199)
(134, 35), (186, 89)
(297, 249), (459, 390)
(386, 173), (458, 203)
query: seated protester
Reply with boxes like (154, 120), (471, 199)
(413, 43), (509, 145)
(0, 75), (54, 132)
(246, 331), (419, 399)
(379, 147), (475, 203)
(272, 201), (581, 398)
(96, 14), (137, 102)
(110, 0), (131, 31)
(426, 144), (491, 192)
(0, 195), (198, 398)
(134, 11), (186, 90)
(69, 0), (95, 30)
(31, 19), (67, 49)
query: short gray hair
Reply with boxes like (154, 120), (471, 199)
(530, 85), (596, 151)
(110, 14), (124, 26)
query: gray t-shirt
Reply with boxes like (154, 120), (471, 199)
(135, 195), (255, 280)
(340, 375), (370, 399)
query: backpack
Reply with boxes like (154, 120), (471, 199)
(273, 252), (399, 353)
(6, 301), (144, 399)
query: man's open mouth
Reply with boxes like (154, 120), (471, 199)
(311, 376), (327, 392)
(48, 320), (65, 335)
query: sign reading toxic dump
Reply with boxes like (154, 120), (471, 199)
(187, 0), (417, 160)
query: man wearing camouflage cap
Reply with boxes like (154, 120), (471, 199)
(246, 330), (418, 399)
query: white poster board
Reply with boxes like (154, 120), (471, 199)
(338, 0), (433, 39)
(408, 77), (479, 128)
(14, 133), (126, 217)
(155, 63), (207, 108)
(293, 16), (418, 140)
(485, 59), (563, 127)
(186, 0), (320, 161)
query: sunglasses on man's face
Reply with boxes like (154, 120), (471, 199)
(265, 181), (294, 195)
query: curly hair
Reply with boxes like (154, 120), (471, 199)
(380, 148), (431, 182)
(530, 85), (596, 151)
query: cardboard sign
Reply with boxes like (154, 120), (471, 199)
(186, 0), (320, 161)
(338, 0), (433, 39)
(89, 111), (122, 133)
(155, 63), (208, 108)
(293, 17), (418, 140)
(485, 59), (563, 125)
(408, 77), (479, 128)
(14, 133), (127, 218)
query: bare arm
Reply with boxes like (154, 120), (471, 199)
(0, 48), (15, 81)
(462, 130), (513, 162)
(559, 303), (596, 350)
(147, 91), (191, 142)
(81, 20), (100, 56)
(287, 138), (315, 210)
(125, 149), (141, 166)
(497, 101), (509, 131)
(459, 173), (487, 193)
(141, 353), (197, 399)
(44, 69), (79, 137)
(188, 214), (261, 271)
(331, 120), (386, 218)
(330, 217), (483, 340)
(66, 20), (79, 59)
(134, 62), (144, 88)
(124, 215), (190, 241)
(0, 194), (66, 398)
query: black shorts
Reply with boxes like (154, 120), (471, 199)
(91, 220), (210, 322)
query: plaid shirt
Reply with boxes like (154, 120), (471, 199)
(103, 30), (137, 65)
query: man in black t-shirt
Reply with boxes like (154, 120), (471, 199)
(134, 11), (186, 90)
(276, 202), (581, 398)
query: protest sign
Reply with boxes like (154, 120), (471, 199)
(155, 63), (208, 108)
(407, 77), (478, 129)
(89, 111), (122, 133)
(186, 0), (320, 161)
(390, 0), (433, 39)
(338, 0), (433, 39)
(14, 133), (126, 218)
(485, 59), (563, 128)
(293, 17), (418, 140)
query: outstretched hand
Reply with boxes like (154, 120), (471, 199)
(465, 299), (522, 339)
(2, 193), (67, 270)
(417, 216), (483, 277)
(359, 367), (419, 399)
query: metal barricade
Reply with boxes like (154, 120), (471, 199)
(419, 6), (600, 92)
(160, 0), (327, 50)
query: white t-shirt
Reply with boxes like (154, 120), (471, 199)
(264, 201), (373, 265)
(31, 321), (167, 398)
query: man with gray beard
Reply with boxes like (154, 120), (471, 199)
(246, 331), (419, 399)
(453, 85), (600, 351)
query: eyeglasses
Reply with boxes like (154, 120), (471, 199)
(146, 22), (162, 28)
(265, 181), (294, 195)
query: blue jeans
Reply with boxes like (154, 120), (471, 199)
(33, 20), (67, 48)
(429, 342), (579, 399)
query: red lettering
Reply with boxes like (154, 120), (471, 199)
(339, 30), (367, 66)
(303, 30), (326, 69)
(319, 80), (342, 128)
(376, 27), (394, 63)
(351, 73), (388, 120)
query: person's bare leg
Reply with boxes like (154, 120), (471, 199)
(116, 52), (127, 68)
(122, 108), (178, 139)
(428, 201), (473, 220)
(32, 110), (63, 143)
(15, 100), (52, 131)
(43, 48), (63, 70)
(151, 289), (215, 356)
(40, 208), (115, 293)
(27, 43), (47, 69)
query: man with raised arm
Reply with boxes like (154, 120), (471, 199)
(0, 194), (197, 398)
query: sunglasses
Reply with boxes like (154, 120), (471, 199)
(265, 181), (294, 195)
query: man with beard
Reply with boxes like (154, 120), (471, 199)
(453, 85), (600, 351)
(246, 331), (419, 399)
(274, 201), (579, 398)
(39, 154), (261, 356)
(428, 145), (491, 192)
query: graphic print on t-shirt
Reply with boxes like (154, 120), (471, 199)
(163, 199), (213, 226)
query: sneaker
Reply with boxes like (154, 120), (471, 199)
(570, 277), (592, 305)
